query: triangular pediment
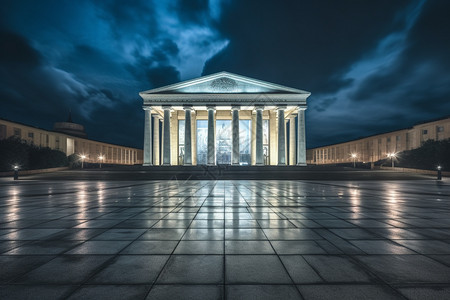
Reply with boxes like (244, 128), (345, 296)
(140, 71), (310, 95)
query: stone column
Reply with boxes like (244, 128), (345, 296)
(231, 106), (240, 165)
(289, 114), (296, 165)
(277, 106), (286, 165)
(192, 111), (197, 165)
(207, 105), (215, 165)
(255, 105), (264, 165)
(163, 106), (171, 165)
(153, 117), (160, 165)
(297, 107), (307, 166)
(184, 106), (192, 165)
(143, 106), (152, 166)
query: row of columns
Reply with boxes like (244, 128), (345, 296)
(143, 105), (307, 166)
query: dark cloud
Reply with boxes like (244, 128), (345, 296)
(0, 30), (42, 66)
(0, 30), (142, 148)
(175, 0), (210, 24)
(204, 0), (408, 93)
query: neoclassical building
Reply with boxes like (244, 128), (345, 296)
(140, 72), (310, 166)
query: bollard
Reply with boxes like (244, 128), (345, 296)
(437, 166), (442, 180)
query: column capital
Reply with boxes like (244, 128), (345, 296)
(162, 105), (172, 111)
(183, 105), (193, 111)
(206, 105), (216, 111)
(231, 105), (241, 111)
(276, 105), (287, 110)
(297, 106), (307, 111)
(142, 106), (152, 111)
(254, 105), (264, 111)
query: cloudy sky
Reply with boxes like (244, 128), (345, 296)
(1, 0), (449, 149)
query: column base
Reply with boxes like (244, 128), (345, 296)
(162, 163), (171, 166)
(255, 163), (264, 166)
(297, 163), (307, 166)
(184, 163), (192, 166)
(278, 163), (286, 166)
(231, 163), (240, 166)
(142, 163), (153, 166)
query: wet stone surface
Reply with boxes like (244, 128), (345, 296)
(0, 178), (449, 299)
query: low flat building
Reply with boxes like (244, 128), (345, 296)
(0, 118), (142, 165)
(307, 116), (450, 165)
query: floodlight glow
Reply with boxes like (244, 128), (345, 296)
(437, 166), (442, 170)
(13, 165), (19, 170)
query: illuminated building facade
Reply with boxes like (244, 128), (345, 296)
(0, 118), (142, 165)
(307, 116), (450, 165)
(140, 72), (310, 166)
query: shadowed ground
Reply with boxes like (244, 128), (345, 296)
(18, 165), (435, 181)
(0, 171), (449, 299)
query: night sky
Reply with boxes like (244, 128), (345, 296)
(1, 0), (450, 149)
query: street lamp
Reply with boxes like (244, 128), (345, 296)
(351, 153), (357, 168)
(387, 153), (396, 168)
(80, 154), (86, 169)
(13, 165), (19, 180)
(98, 155), (104, 168)
(437, 165), (442, 180)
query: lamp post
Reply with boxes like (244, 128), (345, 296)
(13, 165), (19, 180)
(351, 153), (357, 168)
(437, 165), (442, 180)
(80, 155), (86, 169)
(388, 153), (396, 168)
(98, 155), (104, 168)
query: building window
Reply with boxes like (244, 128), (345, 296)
(396, 136), (401, 141)
(422, 129), (428, 135)
(437, 126), (444, 132)
(387, 137), (391, 142)
(28, 132), (34, 138)
(13, 128), (21, 137)
(263, 119), (269, 164)
(0, 124), (6, 140)
(178, 120), (185, 165)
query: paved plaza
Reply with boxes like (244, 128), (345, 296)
(1, 177), (450, 299)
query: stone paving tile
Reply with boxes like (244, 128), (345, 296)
(0, 255), (55, 283)
(279, 255), (323, 284)
(271, 240), (326, 254)
(120, 240), (178, 254)
(225, 255), (292, 284)
(395, 240), (450, 254)
(397, 286), (450, 300)
(89, 255), (168, 284)
(4, 240), (83, 255)
(349, 240), (416, 254)
(297, 284), (402, 300)
(14, 255), (112, 284)
(147, 285), (223, 300)
(0, 284), (74, 300)
(356, 254), (450, 284)
(157, 255), (223, 284)
(175, 240), (224, 254)
(226, 285), (301, 300)
(65, 240), (131, 254)
(303, 255), (376, 283)
(225, 240), (274, 254)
